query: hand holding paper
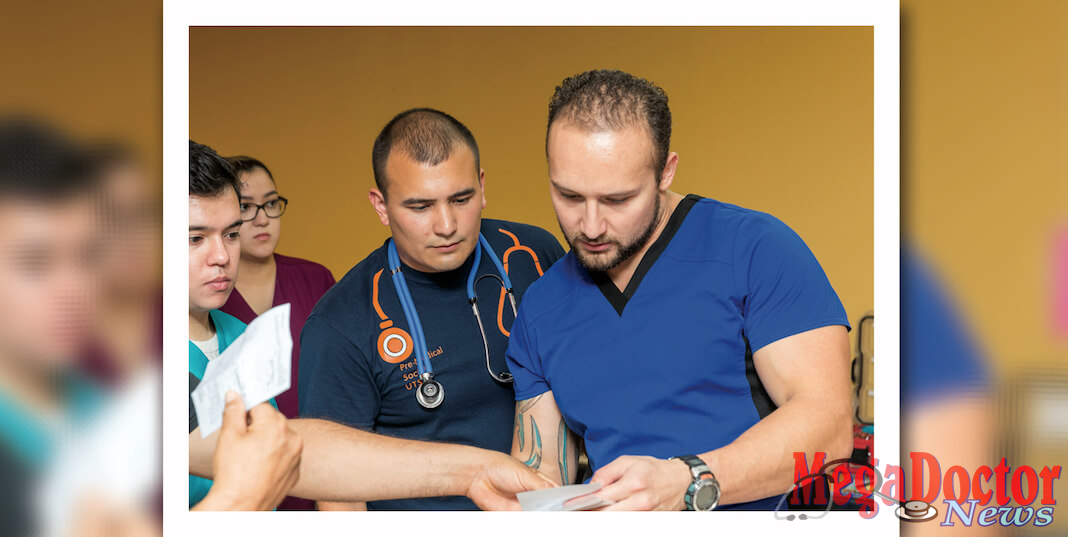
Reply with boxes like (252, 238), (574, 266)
(191, 303), (292, 437)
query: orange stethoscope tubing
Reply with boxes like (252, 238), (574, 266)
(495, 228), (543, 337)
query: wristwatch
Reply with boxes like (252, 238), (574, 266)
(670, 455), (721, 511)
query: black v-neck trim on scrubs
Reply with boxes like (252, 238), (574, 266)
(590, 194), (702, 316)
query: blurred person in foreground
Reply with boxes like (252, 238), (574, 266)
(0, 118), (107, 535)
(0, 118), (286, 536)
(901, 249), (997, 536)
(82, 142), (162, 386)
(187, 140), (553, 510)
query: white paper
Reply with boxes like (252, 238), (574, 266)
(517, 482), (614, 511)
(37, 368), (161, 537)
(191, 303), (292, 437)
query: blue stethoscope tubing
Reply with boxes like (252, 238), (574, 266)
(387, 233), (517, 409)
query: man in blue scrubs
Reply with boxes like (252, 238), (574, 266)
(298, 108), (565, 510)
(506, 70), (855, 510)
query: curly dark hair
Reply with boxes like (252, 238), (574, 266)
(546, 69), (671, 174)
(189, 140), (240, 199)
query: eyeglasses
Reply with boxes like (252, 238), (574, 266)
(240, 196), (288, 221)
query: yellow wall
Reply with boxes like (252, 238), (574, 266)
(190, 27), (874, 341)
(1, 1), (161, 175)
(900, 0), (1068, 370)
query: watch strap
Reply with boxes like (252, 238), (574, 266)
(671, 455), (718, 510)
(673, 454), (715, 480)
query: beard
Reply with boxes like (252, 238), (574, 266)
(561, 193), (662, 274)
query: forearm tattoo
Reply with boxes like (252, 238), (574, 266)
(515, 395), (544, 470)
(558, 419), (569, 484)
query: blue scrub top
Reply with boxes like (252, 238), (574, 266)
(506, 195), (850, 510)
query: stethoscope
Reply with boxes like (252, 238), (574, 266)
(387, 233), (517, 409)
(773, 457), (938, 522)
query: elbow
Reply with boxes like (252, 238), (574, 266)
(829, 409), (854, 461)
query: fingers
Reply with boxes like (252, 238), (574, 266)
(219, 390), (248, 435)
(519, 466), (555, 491)
(247, 400), (284, 426)
(590, 456), (630, 487)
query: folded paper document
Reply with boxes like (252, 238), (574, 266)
(517, 482), (615, 511)
(191, 303), (292, 437)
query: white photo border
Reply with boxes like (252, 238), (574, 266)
(164, 1), (899, 535)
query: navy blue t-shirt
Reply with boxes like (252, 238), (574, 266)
(506, 195), (850, 510)
(298, 219), (564, 510)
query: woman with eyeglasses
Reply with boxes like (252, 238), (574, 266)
(219, 156), (335, 422)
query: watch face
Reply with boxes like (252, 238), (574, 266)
(694, 480), (720, 510)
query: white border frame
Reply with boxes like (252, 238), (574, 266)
(163, 1), (899, 535)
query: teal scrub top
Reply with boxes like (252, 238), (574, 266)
(189, 309), (249, 508)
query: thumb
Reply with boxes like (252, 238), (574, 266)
(220, 390), (247, 436)
(521, 467), (556, 491)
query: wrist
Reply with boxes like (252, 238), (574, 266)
(670, 457), (692, 510)
(446, 444), (488, 497)
(671, 454), (722, 511)
(193, 486), (245, 511)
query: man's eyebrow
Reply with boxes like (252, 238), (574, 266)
(401, 188), (477, 206)
(550, 181), (644, 199)
(449, 188), (476, 199)
(189, 219), (242, 232)
(239, 190), (278, 201)
(603, 186), (643, 198)
(550, 180), (576, 194)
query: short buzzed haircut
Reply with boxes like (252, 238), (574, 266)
(547, 69), (672, 175)
(189, 140), (240, 199)
(371, 108), (480, 198)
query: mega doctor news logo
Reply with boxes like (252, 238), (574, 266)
(774, 452), (1061, 528)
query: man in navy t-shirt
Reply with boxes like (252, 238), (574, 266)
(298, 108), (565, 510)
(505, 70), (855, 510)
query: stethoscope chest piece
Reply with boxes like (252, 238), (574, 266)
(416, 378), (445, 409)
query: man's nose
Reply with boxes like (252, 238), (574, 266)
(207, 236), (231, 266)
(580, 201), (606, 240)
(433, 203), (457, 237)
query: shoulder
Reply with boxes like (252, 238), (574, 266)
(274, 253), (336, 281)
(513, 252), (585, 324)
(687, 197), (805, 255)
(481, 218), (563, 253)
(305, 244), (386, 326)
(688, 197), (788, 234)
